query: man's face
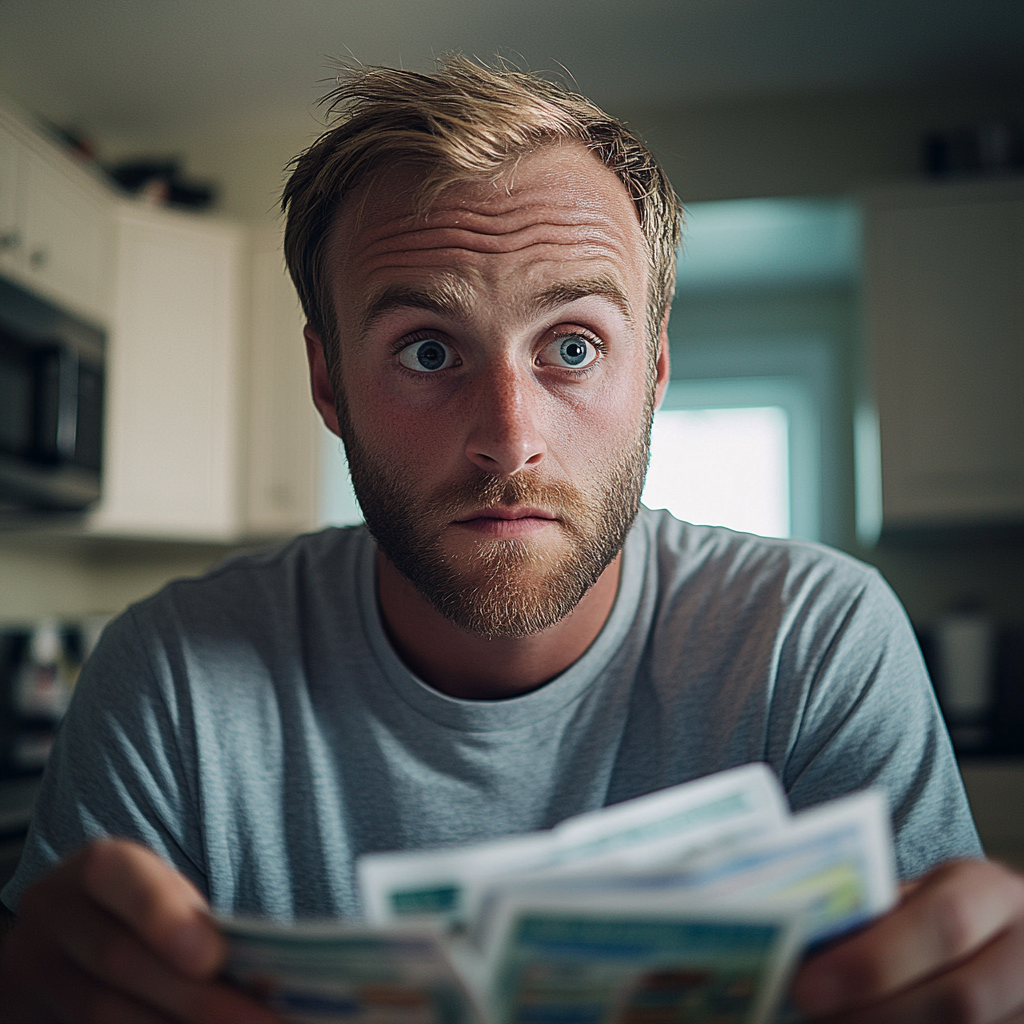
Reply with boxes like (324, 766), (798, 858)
(308, 143), (669, 638)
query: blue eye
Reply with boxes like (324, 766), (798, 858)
(540, 334), (599, 369)
(399, 338), (453, 372)
(560, 338), (589, 365)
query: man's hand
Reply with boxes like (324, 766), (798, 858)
(793, 858), (1024, 1022)
(0, 838), (280, 1023)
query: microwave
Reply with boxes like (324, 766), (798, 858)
(0, 276), (104, 512)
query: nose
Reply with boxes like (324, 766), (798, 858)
(464, 361), (546, 476)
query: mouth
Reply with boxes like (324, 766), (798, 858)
(452, 505), (559, 537)
(455, 505), (556, 522)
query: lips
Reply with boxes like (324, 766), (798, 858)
(453, 505), (557, 523)
(448, 505), (562, 539)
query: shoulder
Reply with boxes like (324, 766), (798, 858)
(146, 523), (367, 603)
(123, 524), (369, 635)
(79, 525), (371, 708)
(54, 525), (374, 798)
(630, 512), (977, 875)
(631, 509), (917, 720)
(635, 507), (891, 631)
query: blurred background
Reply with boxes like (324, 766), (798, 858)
(1, 0), (1022, 875)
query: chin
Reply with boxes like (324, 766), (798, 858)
(416, 536), (607, 640)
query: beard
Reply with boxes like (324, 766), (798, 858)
(335, 399), (653, 640)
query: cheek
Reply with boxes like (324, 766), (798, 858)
(342, 372), (459, 470)
(541, 387), (650, 481)
(563, 367), (652, 436)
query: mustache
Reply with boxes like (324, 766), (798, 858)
(420, 473), (592, 524)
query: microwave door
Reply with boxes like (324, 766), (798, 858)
(56, 346), (79, 463)
(33, 345), (80, 464)
(0, 335), (34, 459)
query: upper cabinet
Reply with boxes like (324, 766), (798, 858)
(244, 228), (322, 537)
(1, 97), (329, 542)
(0, 108), (114, 328)
(86, 204), (247, 540)
(87, 213), (321, 541)
(863, 179), (1024, 530)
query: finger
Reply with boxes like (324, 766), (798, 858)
(817, 917), (1024, 1024)
(77, 838), (224, 978)
(2, 916), (170, 1024)
(793, 859), (1024, 1016)
(44, 949), (174, 1024)
(21, 874), (280, 1024)
(0, 919), (62, 1023)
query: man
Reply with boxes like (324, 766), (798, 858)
(1, 57), (1023, 1023)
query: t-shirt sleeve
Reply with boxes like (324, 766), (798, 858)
(775, 564), (983, 880)
(0, 604), (206, 913)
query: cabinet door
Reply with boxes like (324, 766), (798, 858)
(20, 145), (114, 325)
(88, 205), (244, 540)
(865, 186), (1024, 527)
(244, 230), (320, 535)
(0, 110), (114, 326)
(0, 122), (22, 276)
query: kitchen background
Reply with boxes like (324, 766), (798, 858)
(1, 0), (1023, 884)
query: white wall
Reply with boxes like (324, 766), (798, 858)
(627, 82), (1024, 203)
(0, 533), (253, 624)
(91, 82), (1024, 223)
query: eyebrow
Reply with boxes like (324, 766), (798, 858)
(532, 275), (635, 325)
(352, 272), (635, 337)
(353, 277), (475, 337)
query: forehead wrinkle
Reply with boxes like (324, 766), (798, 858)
(360, 220), (630, 260)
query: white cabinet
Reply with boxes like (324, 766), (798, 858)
(0, 123), (19, 257)
(1, 95), (346, 542)
(245, 229), (362, 535)
(0, 107), (114, 327)
(863, 179), (1024, 529)
(88, 215), (335, 542)
(244, 228), (322, 536)
(87, 204), (246, 540)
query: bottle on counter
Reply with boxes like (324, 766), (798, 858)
(935, 609), (996, 753)
(13, 619), (76, 721)
(2, 619), (95, 776)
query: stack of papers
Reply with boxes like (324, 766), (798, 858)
(221, 763), (897, 1024)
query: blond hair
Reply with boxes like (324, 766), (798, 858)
(282, 56), (682, 367)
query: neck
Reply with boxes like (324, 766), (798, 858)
(375, 550), (622, 700)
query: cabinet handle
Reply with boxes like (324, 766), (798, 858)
(0, 230), (21, 251)
(29, 247), (49, 269)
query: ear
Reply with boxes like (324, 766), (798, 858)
(304, 324), (342, 437)
(652, 309), (672, 411)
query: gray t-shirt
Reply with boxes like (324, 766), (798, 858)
(2, 510), (981, 919)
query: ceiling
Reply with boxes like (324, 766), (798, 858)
(1, 0), (1023, 142)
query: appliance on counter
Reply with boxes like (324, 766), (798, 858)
(918, 621), (1024, 757)
(0, 618), (107, 779)
(1, 622), (77, 778)
(934, 611), (998, 751)
(0, 275), (105, 514)
(0, 618), (106, 881)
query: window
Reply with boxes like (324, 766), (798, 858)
(645, 405), (789, 538)
(659, 196), (860, 547)
(644, 376), (819, 540)
(320, 425), (362, 527)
